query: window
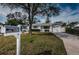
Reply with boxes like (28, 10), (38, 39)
(33, 26), (38, 28)
(45, 30), (49, 32)
(43, 26), (50, 29)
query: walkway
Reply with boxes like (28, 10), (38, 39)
(54, 32), (79, 55)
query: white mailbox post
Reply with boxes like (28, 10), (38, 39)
(16, 25), (21, 55)
(4, 25), (21, 55)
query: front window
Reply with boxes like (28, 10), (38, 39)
(33, 26), (38, 28)
(43, 26), (50, 29)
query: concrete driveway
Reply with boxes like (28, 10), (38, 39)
(54, 32), (79, 55)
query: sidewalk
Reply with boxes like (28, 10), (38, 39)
(54, 32), (79, 55)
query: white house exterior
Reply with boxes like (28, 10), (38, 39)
(0, 25), (6, 34)
(31, 23), (53, 32)
(0, 22), (66, 36)
(21, 25), (29, 32)
(31, 23), (65, 33)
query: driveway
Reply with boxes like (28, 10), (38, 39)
(54, 32), (79, 55)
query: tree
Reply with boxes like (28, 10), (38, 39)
(40, 4), (60, 24)
(32, 17), (40, 24)
(5, 19), (26, 25)
(1, 3), (60, 38)
(68, 22), (79, 28)
(45, 16), (50, 23)
(6, 12), (27, 25)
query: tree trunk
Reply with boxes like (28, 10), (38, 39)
(28, 3), (33, 39)
(29, 23), (32, 37)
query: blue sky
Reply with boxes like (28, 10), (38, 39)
(0, 3), (79, 23)
(49, 3), (79, 23)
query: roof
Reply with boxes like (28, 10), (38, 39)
(32, 23), (53, 26)
(53, 22), (64, 25)
(74, 24), (79, 27)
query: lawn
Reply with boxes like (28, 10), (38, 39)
(0, 32), (67, 55)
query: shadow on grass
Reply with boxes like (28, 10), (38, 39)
(37, 50), (52, 55)
(32, 32), (54, 35)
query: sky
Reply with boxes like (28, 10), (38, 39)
(50, 3), (79, 23)
(0, 3), (79, 24)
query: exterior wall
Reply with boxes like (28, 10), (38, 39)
(0, 25), (6, 34)
(40, 26), (51, 32)
(53, 26), (65, 33)
(21, 25), (29, 32)
(40, 29), (45, 32)
(49, 26), (53, 32)
(32, 26), (41, 29)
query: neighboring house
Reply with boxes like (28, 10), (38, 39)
(74, 24), (79, 27)
(0, 23), (5, 34)
(74, 23), (79, 31)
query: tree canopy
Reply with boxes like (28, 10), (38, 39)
(1, 3), (60, 36)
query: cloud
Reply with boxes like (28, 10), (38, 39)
(0, 4), (79, 23)
(50, 5), (79, 23)
(0, 6), (23, 23)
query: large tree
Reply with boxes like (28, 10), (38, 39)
(5, 19), (26, 25)
(6, 12), (27, 25)
(1, 3), (60, 37)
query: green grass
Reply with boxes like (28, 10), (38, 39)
(0, 32), (67, 55)
(0, 36), (16, 55)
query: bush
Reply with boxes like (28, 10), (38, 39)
(66, 28), (79, 36)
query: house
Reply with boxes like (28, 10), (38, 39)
(31, 22), (65, 33)
(0, 23), (5, 34)
(0, 22), (66, 36)
(74, 23), (79, 31)
(52, 22), (66, 33)
(21, 25), (29, 32)
(74, 23), (79, 27)
(32, 23), (53, 32)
